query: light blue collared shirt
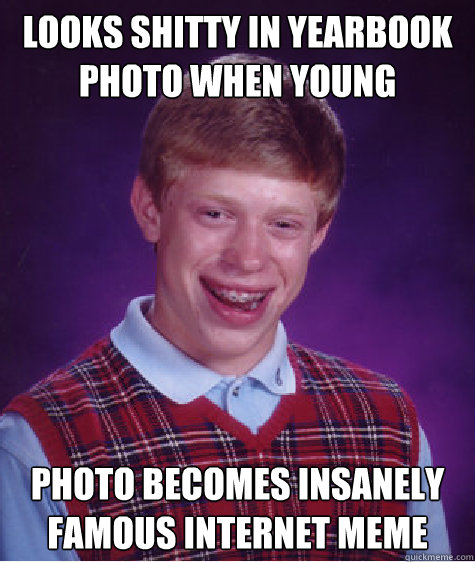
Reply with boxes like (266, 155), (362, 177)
(0, 296), (450, 560)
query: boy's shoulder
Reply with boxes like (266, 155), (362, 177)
(288, 340), (404, 391)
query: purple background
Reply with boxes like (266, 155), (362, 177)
(1, 0), (473, 556)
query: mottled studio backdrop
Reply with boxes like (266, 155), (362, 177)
(1, 0), (474, 556)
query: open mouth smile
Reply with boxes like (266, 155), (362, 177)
(201, 278), (271, 314)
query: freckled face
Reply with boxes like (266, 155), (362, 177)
(149, 167), (328, 375)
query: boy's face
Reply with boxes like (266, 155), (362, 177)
(133, 167), (329, 375)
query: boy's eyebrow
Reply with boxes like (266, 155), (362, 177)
(192, 193), (236, 205)
(191, 193), (314, 216)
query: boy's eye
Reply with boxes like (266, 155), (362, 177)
(271, 219), (303, 238)
(274, 219), (300, 230)
(275, 220), (293, 229)
(197, 208), (232, 224)
(205, 210), (222, 219)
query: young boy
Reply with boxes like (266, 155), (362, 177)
(0, 54), (449, 560)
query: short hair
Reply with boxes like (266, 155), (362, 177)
(139, 53), (346, 228)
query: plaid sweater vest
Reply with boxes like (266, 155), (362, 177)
(7, 338), (419, 561)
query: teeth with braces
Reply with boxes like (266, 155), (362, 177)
(213, 287), (267, 303)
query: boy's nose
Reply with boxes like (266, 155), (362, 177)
(221, 223), (267, 273)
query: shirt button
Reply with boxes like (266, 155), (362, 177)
(276, 368), (283, 386)
(232, 384), (240, 397)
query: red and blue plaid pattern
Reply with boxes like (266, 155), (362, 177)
(8, 338), (418, 560)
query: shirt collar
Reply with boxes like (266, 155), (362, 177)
(110, 296), (295, 404)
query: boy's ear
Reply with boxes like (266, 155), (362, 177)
(130, 176), (161, 243)
(310, 217), (332, 255)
